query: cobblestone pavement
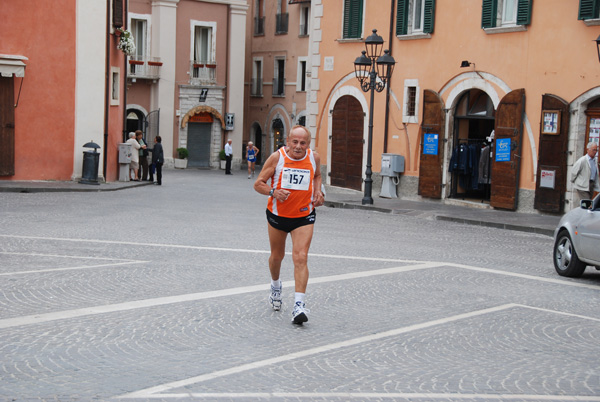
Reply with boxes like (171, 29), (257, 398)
(0, 169), (599, 401)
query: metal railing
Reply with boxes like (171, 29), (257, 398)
(272, 77), (285, 96)
(251, 78), (263, 96)
(128, 56), (162, 80)
(299, 23), (309, 37)
(254, 16), (265, 36)
(190, 60), (217, 84)
(276, 13), (288, 34)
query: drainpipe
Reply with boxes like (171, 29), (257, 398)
(103, 0), (110, 179)
(223, 4), (230, 150)
(383, 0), (395, 154)
(122, 0), (129, 143)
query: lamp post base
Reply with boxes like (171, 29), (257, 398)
(361, 196), (374, 205)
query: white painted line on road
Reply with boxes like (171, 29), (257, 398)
(0, 262), (438, 329)
(0, 251), (139, 261)
(0, 261), (149, 276)
(118, 304), (518, 399)
(141, 392), (600, 401)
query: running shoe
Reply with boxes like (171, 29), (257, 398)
(291, 301), (309, 324)
(269, 284), (282, 311)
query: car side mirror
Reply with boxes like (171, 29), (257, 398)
(580, 199), (593, 210)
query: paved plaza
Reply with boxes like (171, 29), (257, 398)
(0, 168), (599, 401)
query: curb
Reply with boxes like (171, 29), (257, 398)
(0, 182), (153, 193)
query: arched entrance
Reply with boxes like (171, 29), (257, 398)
(272, 118), (284, 150)
(126, 109), (145, 141)
(449, 89), (495, 202)
(330, 95), (364, 191)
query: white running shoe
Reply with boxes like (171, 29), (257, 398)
(291, 301), (309, 324)
(269, 284), (282, 311)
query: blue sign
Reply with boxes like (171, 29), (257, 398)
(495, 138), (511, 162)
(423, 133), (439, 155)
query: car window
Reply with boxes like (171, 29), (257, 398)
(593, 194), (600, 211)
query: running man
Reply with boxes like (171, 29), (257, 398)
(253, 125), (324, 324)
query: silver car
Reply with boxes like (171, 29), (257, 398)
(554, 194), (600, 277)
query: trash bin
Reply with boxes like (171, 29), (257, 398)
(118, 143), (132, 182)
(380, 154), (404, 198)
(79, 141), (101, 185)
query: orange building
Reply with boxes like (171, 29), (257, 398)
(0, 0), (128, 182)
(309, 0), (600, 213)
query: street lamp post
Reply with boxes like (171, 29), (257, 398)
(354, 29), (396, 205)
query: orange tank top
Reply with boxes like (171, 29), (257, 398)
(267, 147), (316, 218)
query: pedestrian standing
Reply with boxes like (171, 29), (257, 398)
(126, 132), (144, 181)
(225, 138), (233, 175)
(151, 136), (164, 185)
(136, 130), (149, 181)
(571, 142), (599, 207)
(253, 126), (324, 325)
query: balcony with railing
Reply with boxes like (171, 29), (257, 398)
(275, 13), (289, 34)
(254, 16), (265, 36)
(273, 77), (285, 97)
(128, 56), (163, 80)
(299, 23), (309, 37)
(190, 60), (217, 85)
(251, 78), (263, 97)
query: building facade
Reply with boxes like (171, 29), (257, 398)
(127, 0), (248, 170)
(0, 0), (128, 182)
(243, 0), (312, 163)
(309, 0), (600, 213)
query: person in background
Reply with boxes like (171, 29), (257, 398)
(225, 138), (233, 175)
(246, 141), (259, 179)
(151, 136), (164, 185)
(571, 142), (599, 207)
(126, 132), (144, 181)
(136, 130), (149, 181)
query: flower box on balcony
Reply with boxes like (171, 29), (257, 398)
(147, 61), (163, 66)
(193, 63), (204, 68)
(205, 64), (217, 69)
(129, 60), (144, 65)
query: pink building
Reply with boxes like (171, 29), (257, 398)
(0, 0), (128, 182)
(308, 0), (600, 213)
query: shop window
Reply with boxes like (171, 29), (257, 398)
(342, 0), (363, 39)
(481, 0), (531, 32)
(396, 0), (436, 37)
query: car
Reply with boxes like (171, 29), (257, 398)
(553, 194), (600, 277)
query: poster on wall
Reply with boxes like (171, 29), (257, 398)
(540, 169), (556, 189)
(495, 138), (511, 162)
(423, 133), (438, 155)
(590, 117), (600, 145)
(542, 110), (560, 135)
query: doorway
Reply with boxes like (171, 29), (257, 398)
(450, 89), (495, 202)
(187, 122), (211, 167)
(330, 95), (364, 191)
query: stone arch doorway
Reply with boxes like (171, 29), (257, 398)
(126, 109), (145, 141)
(330, 95), (364, 191)
(272, 118), (284, 151)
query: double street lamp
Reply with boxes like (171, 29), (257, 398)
(354, 29), (396, 205)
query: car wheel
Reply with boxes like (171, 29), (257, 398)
(554, 230), (587, 277)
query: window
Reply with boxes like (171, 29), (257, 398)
(191, 21), (217, 84)
(255, 0), (265, 35)
(397, 0), (435, 36)
(276, 0), (289, 34)
(579, 0), (600, 20)
(297, 58), (307, 92)
(111, 67), (120, 105)
(481, 0), (531, 29)
(299, 5), (310, 37)
(343, 0), (363, 39)
(252, 58), (263, 97)
(402, 79), (420, 124)
(273, 58), (285, 96)
(129, 15), (150, 76)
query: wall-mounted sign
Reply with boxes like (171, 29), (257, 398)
(199, 88), (208, 102)
(225, 113), (234, 131)
(423, 133), (438, 155)
(495, 138), (511, 162)
(540, 169), (556, 189)
(324, 57), (334, 71)
(189, 112), (213, 123)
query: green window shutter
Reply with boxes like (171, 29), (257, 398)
(343, 0), (363, 39)
(423, 0), (436, 34)
(516, 0), (532, 25)
(578, 0), (600, 20)
(481, 0), (498, 28)
(396, 0), (409, 35)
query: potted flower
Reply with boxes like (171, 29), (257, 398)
(116, 28), (136, 56)
(175, 147), (188, 169)
(219, 150), (226, 170)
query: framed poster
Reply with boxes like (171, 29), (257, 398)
(495, 138), (511, 162)
(423, 133), (438, 155)
(540, 169), (556, 189)
(542, 110), (560, 135)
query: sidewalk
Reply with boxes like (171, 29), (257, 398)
(323, 185), (561, 237)
(0, 173), (561, 237)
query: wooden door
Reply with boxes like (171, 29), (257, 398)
(490, 89), (525, 210)
(187, 122), (211, 167)
(534, 94), (569, 213)
(0, 77), (15, 176)
(418, 89), (445, 198)
(330, 95), (364, 191)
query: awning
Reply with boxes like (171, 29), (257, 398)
(0, 55), (28, 77)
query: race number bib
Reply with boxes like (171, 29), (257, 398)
(281, 168), (310, 191)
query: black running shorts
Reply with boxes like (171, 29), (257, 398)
(266, 209), (316, 233)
